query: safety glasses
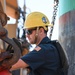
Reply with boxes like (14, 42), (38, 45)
(25, 27), (37, 35)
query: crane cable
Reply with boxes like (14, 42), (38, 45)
(49, 0), (59, 39)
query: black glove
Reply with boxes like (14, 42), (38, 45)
(0, 51), (13, 61)
(0, 51), (13, 71)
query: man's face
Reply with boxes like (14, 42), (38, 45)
(25, 27), (37, 44)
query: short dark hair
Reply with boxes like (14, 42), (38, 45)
(39, 26), (48, 34)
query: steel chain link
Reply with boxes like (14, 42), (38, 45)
(49, 0), (59, 39)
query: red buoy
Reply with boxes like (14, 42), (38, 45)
(0, 70), (12, 75)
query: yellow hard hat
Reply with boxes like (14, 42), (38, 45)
(24, 11), (53, 29)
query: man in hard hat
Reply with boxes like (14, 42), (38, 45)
(10, 12), (61, 75)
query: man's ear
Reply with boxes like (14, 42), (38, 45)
(39, 28), (43, 33)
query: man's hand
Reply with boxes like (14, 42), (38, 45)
(0, 51), (13, 71)
(0, 51), (13, 61)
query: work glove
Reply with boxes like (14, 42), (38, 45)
(0, 38), (22, 72)
(0, 50), (13, 71)
(0, 51), (13, 61)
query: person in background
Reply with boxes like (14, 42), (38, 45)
(10, 11), (61, 75)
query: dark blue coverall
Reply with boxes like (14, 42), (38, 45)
(21, 37), (62, 75)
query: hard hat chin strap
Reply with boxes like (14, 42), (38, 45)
(43, 26), (48, 31)
(36, 27), (39, 36)
(35, 27), (39, 44)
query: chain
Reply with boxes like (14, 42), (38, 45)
(49, 0), (59, 39)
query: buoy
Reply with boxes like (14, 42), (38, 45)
(0, 70), (12, 75)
